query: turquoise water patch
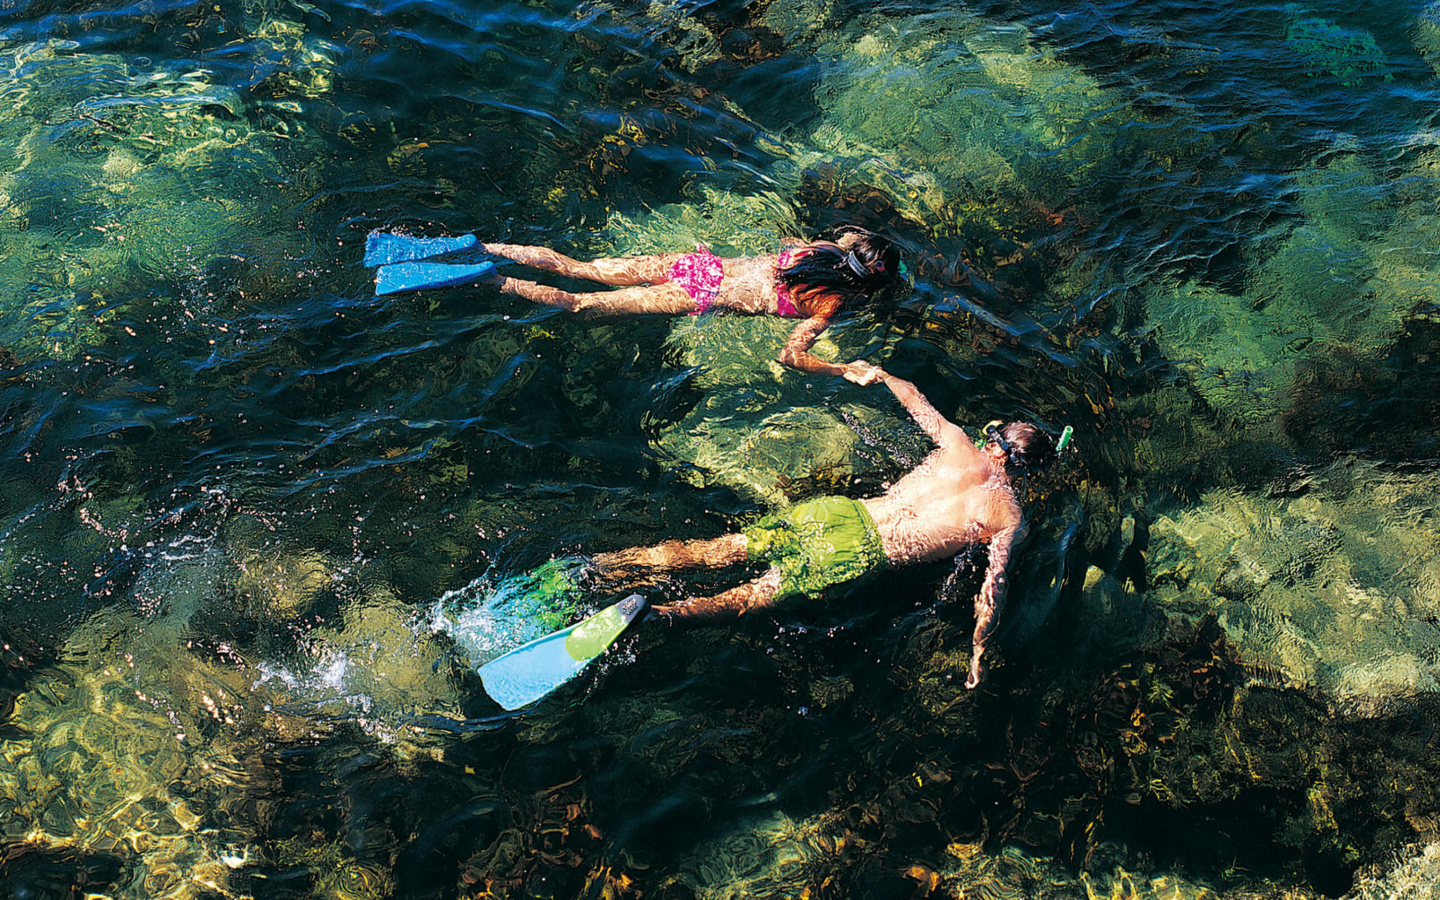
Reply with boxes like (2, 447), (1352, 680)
(1285, 5), (1394, 86)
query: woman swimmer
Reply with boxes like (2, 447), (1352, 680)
(479, 226), (903, 380)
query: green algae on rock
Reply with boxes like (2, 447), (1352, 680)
(1419, 2), (1440, 77)
(1141, 459), (1440, 712)
(0, 41), (319, 363)
(1147, 150), (1434, 428)
(1283, 5), (1393, 87)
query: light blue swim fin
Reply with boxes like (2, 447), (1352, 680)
(478, 594), (649, 711)
(364, 232), (479, 266)
(375, 261), (496, 295)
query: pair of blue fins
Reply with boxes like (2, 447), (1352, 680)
(368, 230), (650, 710)
(365, 230), (499, 295)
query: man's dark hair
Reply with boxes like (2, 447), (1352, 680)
(1000, 422), (1057, 472)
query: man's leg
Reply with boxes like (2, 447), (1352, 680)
(652, 566), (783, 620)
(593, 532), (747, 580)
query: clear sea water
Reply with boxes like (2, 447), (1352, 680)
(2, 0), (1440, 897)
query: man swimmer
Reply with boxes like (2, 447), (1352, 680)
(593, 363), (1057, 688)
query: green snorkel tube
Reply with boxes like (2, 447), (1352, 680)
(1056, 425), (1074, 453)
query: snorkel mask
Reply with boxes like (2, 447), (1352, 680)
(843, 248), (908, 281)
(972, 422), (1075, 459)
(982, 419), (1012, 456)
(844, 250), (869, 278)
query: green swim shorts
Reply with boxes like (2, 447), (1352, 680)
(742, 495), (888, 602)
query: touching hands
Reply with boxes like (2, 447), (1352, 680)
(842, 359), (886, 385)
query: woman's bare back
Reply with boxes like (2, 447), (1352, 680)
(713, 255), (785, 314)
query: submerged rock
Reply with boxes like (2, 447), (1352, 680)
(292, 589), (459, 726)
(1419, 3), (1440, 77)
(668, 804), (1331, 900)
(800, 10), (1131, 202)
(243, 17), (342, 99)
(1147, 151), (1434, 428)
(1139, 459), (1440, 713)
(0, 41), (318, 362)
(0, 531), (471, 896)
(0, 602), (271, 898)
(234, 547), (337, 618)
(1284, 6), (1393, 87)
(602, 184), (802, 260)
(599, 188), (927, 507)
(1344, 842), (1440, 900)
(650, 314), (924, 508)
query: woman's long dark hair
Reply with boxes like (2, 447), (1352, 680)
(778, 226), (902, 310)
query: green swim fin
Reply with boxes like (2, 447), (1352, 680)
(478, 594), (649, 710)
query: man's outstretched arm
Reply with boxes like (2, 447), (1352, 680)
(847, 364), (968, 449)
(967, 523), (1025, 689)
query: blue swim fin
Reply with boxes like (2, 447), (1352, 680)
(478, 594), (649, 710)
(364, 232), (479, 266)
(375, 261), (496, 295)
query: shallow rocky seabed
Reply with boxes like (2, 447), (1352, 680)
(2, 0), (1440, 898)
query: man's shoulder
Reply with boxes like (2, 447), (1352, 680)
(930, 443), (993, 481)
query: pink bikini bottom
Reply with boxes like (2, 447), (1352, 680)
(670, 248), (725, 315)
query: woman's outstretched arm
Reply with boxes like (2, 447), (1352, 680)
(778, 316), (881, 382)
(778, 316), (843, 375)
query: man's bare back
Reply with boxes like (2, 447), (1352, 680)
(864, 428), (1022, 566)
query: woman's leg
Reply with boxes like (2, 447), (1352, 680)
(652, 567), (783, 620)
(497, 277), (696, 317)
(483, 244), (677, 286)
